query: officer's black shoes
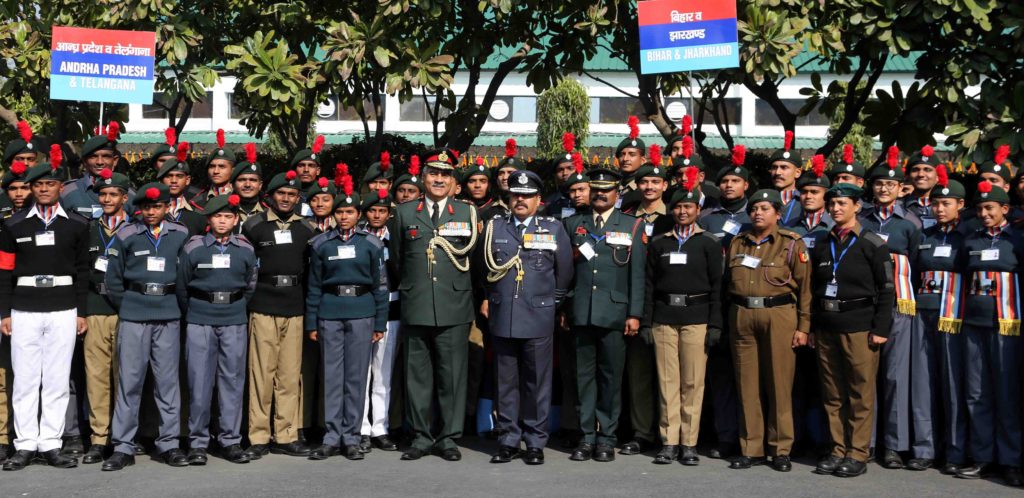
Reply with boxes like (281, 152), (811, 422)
(244, 444), (269, 460)
(653, 445), (678, 465)
(61, 435), (85, 456)
(40, 449), (78, 468)
(161, 448), (189, 467)
(438, 447), (462, 462)
(0, 444), (8, 463)
(308, 444), (340, 460)
(222, 446), (250, 464)
(709, 442), (738, 459)
(569, 442), (593, 461)
(834, 458), (867, 478)
(344, 445), (365, 460)
(881, 448), (904, 469)
(940, 462), (962, 475)
(271, 441), (311, 457)
(954, 462), (990, 479)
(358, 435), (372, 454)
(2, 450), (35, 471)
(523, 448), (544, 465)
(593, 443), (615, 462)
(680, 445), (700, 466)
(134, 441), (147, 455)
(772, 455), (792, 472)
(728, 455), (766, 470)
(101, 451), (134, 471)
(372, 435), (398, 451)
(82, 444), (105, 464)
(187, 447), (208, 465)
(905, 458), (932, 471)
(1004, 466), (1024, 487)
(814, 455), (843, 475)
(619, 439), (644, 455)
(490, 445), (522, 463)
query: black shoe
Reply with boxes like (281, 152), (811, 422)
(680, 445), (699, 466)
(955, 462), (991, 479)
(82, 445), (105, 464)
(100, 451), (134, 471)
(308, 444), (340, 460)
(523, 447), (544, 465)
(61, 436), (84, 456)
(620, 439), (649, 456)
(772, 455), (792, 472)
(187, 448), (208, 465)
(814, 455), (843, 475)
(1005, 467), (1023, 487)
(570, 442), (593, 462)
(709, 442), (738, 459)
(245, 444), (269, 460)
(270, 441), (311, 457)
(438, 447), (462, 461)
(593, 443), (615, 462)
(941, 462), (962, 475)
(834, 457), (867, 477)
(224, 444), (250, 464)
(372, 435), (398, 451)
(358, 435), (372, 454)
(729, 456), (766, 469)
(161, 448), (188, 467)
(134, 441), (146, 455)
(905, 458), (932, 471)
(882, 449), (904, 469)
(653, 445), (678, 465)
(40, 449), (77, 468)
(0, 444), (8, 463)
(2, 450), (35, 471)
(400, 447), (425, 461)
(490, 445), (521, 464)
(344, 445), (365, 460)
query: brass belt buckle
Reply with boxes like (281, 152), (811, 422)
(35, 275), (54, 287)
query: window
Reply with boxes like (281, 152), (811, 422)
(594, 98), (650, 124)
(512, 97), (536, 123)
(694, 98), (742, 126)
(755, 98), (828, 126)
(143, 92), (213, 119)
(400, 96), (452, 122)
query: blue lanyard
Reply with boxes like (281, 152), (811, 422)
(783, 199), (797, 224)
(145, 226), (163, 252)
(97, 225), (118, 255)
(830, 235), (857, 281)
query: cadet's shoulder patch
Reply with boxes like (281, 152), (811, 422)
(182, 236), (205, 253)
(164, 220), (189, 233)
(116, 222), (144, 241)
(364, 232), (385, 249)
(701, 231), (721, 241)
(241, 213), (264, 232)
(66, 211), (91, 225)
(234, 235), (254, 250)
(862, 230), (888, 248)
(309, 232), (330, 250)
(798, 250), (809, 264)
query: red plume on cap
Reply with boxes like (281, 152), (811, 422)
(311, 135), (325, 155)
(409, 156), (421, 176)
(380, 151), (391, 171)
(285, 170), (297, 181)
(731, 145), (746, 167)
(334, 163), (348, 187)
(49, 144), (62, 170)
(176, 142), (189, 162)
(684, 166), (699, 192)
(165, 128), (176, 147)
(995, 144), (1011, 165)
(146, 187), (160, 200)
(978, 180), (993, 194)
(572, 152), (584, 174)
(887, 146), (900, 169)
(504, 138), (517, 159)
(216, 129), (226, 149)
(342, 176), (354, 197)
(812, 154), (826, 178)
(106, 121), (119, 142)
(474, 156), (485, 167)
(562, 132), (575, 153)
(228, 194), (240, 207)
(921, 145), (934, 157)
(937, 164), (949, 188)
(682, 135), (694, 159)
(843, 144), (855, 165)
(99, 168), (113, 180)
(244, 143), (257, 164)
(681, 115), (692, 136)
(10, 161), (26, 176)
(318, 177), (328, 189)
(783, 130), (794, 152)
(17, 120), (32, 143)
(627, 115), (640, 140)
(648, 144), (662, 167)
(377, 188), (388, 200)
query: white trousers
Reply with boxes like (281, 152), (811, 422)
(11, 308), (77, 452)
(361, 319), (399, 437)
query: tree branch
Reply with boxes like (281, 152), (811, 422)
(817, 53), (887, 156)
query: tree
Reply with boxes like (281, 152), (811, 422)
(536, 78), (590, 158)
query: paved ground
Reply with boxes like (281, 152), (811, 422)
(1, 438), (1019, 497)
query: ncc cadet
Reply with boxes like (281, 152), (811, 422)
(860, 147), (922, 469)
(363, 151), (395, 193)
(81, 168), (131, 465)
(542, 133), (580, 221)
(1, 120), (42, 217)
(957, 178), (1023, 486)
(289, 135), (325, 209)
(700, 146), (752, 245)
(389, 150), (479, 461)
(305, 178), (388, 461)
(767, 131), (804, 226)
(904, 146), (940, 229)
(241, 169), (316, 460)
(615, 117), (646, 212)
(461, 157), (496, 212)
(562, 167), (645, 463)
(620, 146), (671, 456)
(177, 194), (257, 465)
(643, 168), (722, 466)
(0, 158), (31, 461)
(231, 142), (265, 223)
(156, 143), (209, 237)
(0, 148), (89, 471)
(967, 145), (1018, 229)
(788, 154), (833, 241)
(148, 128), (181, 173)
(911, 166), (969, 475)
(829, 146), (867, 188)
(810, 183), (893, 478)
(359, 187), (401, 452)
(308, 174), (339, 234)
(102, 183), (190, 471)
(392, 156), (424, 204)
(726, 189), (812, 472)
(494, 139), (520, 195)
(191, 131), (237, 209)
(479, 170), (573, 466)
(666, 116), (720, 207)
(62, 122), (123, 220)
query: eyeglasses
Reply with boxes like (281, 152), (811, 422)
(872, 182), (901, 191)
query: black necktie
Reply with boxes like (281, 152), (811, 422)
(431, 203), (439, 225)
(596, 215), (604, 231)
(517, 223), (526, 239)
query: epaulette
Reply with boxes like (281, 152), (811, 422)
(538, 216), (556, 223)
(298, 218), (317, 232)
(234, 234), (254, 250)
(241, 212), (264, 232)
(778, 228), (802, 240)
(67, 210), (91, 225)
(115, 222), (145, 241)
(182, 235), (206, 253)
(309, 231), (330, 251)
(163, 220), (189, 233)
(699, 231), (720, 241)
(862, 230), (888, 248)
(650, 232), (671, 243)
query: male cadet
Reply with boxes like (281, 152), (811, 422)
(860, 147), (922, 470)
(667, 116), (720, 206)
(305, 177), (388, 461)
(966, 145), (1018, 229)
(102, 183), (190, 471)
(389, 150), (479, 461)
(81, 168), (131, 465)
(0, 147), (88, 471)
(563, 167), (645, 463)
(2, 162), (31, 219)
(148, 128), (180, 173)
(829, 144), (867, 188)
(726, 189), (812, 472)
(767, 131), (804, 226)
(62, 121), (122, 220)
(231, 142), (265, 223)
(393, 156), (424, 204)
(177, 194), (258, 465)
(480, 170), (573, 466)
(289, 135), (325, 208)
(461, 157), (496, 211)
(242, 169), (316, 459)
(903, 145), (940, 229)
(789, 154), (834, 240)
(620, 145), (671, 456)
(191, 130), (236, 209)
(0, 120), (42, 217)
(157, 143), (208, 237)
(615, 116), (647, 212)
(495, 139), (521, 194)
(363, 151), (395, 193)
(543, 132), (580, 221)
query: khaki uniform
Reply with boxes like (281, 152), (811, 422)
(726, 226), (811, 458)
(84, 315), (119, 444)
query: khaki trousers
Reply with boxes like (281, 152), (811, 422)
(248, 313), (303, 445)
(816, 330), (879, 462)
(84, 314), (119, 445)
(0, 338), (10, 445)
(652, 323), (707, 446)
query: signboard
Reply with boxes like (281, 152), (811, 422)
(637, 0), (739, 74)
(50, 26), (156, 105)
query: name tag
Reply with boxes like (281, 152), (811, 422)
(981, 249), (1000, 261)
(300, 203), (313, 217)
(134, 250), (150, 256)
(338, 245), (356, 259)
(605, 231), (633, 246)
(389, 291), (399, 302)
(918, 244), (932, 250)
(933, 246), (952, 258)
(561, 207), (576, 219)
(94, 256), (109, 272)
(578, 242), (596, 260)
(147, 256), (166, 272)
(669, 252), (687, 265)
(274, 230), (293, 245)
(740, 255), (761, 269)
(91, 205), (102, 219)
(35, 231), (55, 246)
(439, 222), (471, 237)
(212, 254), (231, 269)
(722, 219), (740, 235)
(645, 223), (654, 237)
(826, 282), (839, 297)
(877, 233), (890, 242)
(614, 198), (622, 209)
(383, 248), (389, 261)
(524, 233), (557, 251)
(15, 237), (31, 243)
(803, 236), (816, 249)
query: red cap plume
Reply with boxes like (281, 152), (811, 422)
(995, 144), (1011, 165)
(648, 144), (662, 167)
(49, 144), (62, 170)
(731, 145), (746, 167)
(216, 129), (225, 149)
(448, 149), (460, 160)
(176, 142), (189, 162)
(504, 138), (517, 159)
(627, 116), (640, 140)
(342, 176), (354, 197)
(106, 121), (119, 142)
(99, 168), (113, 180)
(921, 145), (934, 157)
(244, 143), (257, 164)
(812, 154), (826, 178)
(843, 144), (855, 165)
(681, 115), (692, 136)
(16, 120), (32, 143)
(572, 152), (584, 174)
(380, 151), (391, 171)
(682, 135), (694, 159)
(318, 177), (328, 189)
(377, 188), (388, 200)
(285, 170), (297, 181)
(409, 156), (421, 176)
(475, 156), (485, 167)
(562, 132), (575, 153)
(311, 135), (325, 155)
(228, 194), (240, 207)
(936, 164), (949, 188)
(10, 161), (26, 176)
(887, 146), (899, 169)
(146, 187), (160, 200)
(978, 180), (993, 194)
(165, 128), (176, 147)
(334, 163), (348, 187)
(783, 130), (794, 152)
(684, 166), (699, 192)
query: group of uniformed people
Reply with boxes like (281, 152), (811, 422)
(0, 118), (1021, 487)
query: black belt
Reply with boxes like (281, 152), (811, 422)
(659, 293), (710, 307)
(259, 274), (300, 287)
(818, 297), (874, 312)
(731, 294), (795, 309)
(323, 284), (371, 297)
(91, 281), (108, 295)
(190, 289), (245, 304)
(128, 281), (176, 296)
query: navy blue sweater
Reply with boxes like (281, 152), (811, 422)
(105, 221), (189, 321)
(305, 228), (389, 331)
(177, 233), (258, 325)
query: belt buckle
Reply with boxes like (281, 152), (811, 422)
(670, 295), (685, 306)
(212, 292), (229, 304)
(747, 297), (764, 309)
(277, 276), (292, 287)
(823, 300), (839, 312)
(342, 286), (354, 296)
(35, 275), (54, 288)
(145, 283), (163, 296)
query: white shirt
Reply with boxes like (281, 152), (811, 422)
(26, 203), (69, 221)
(425, 197), (448, 220)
